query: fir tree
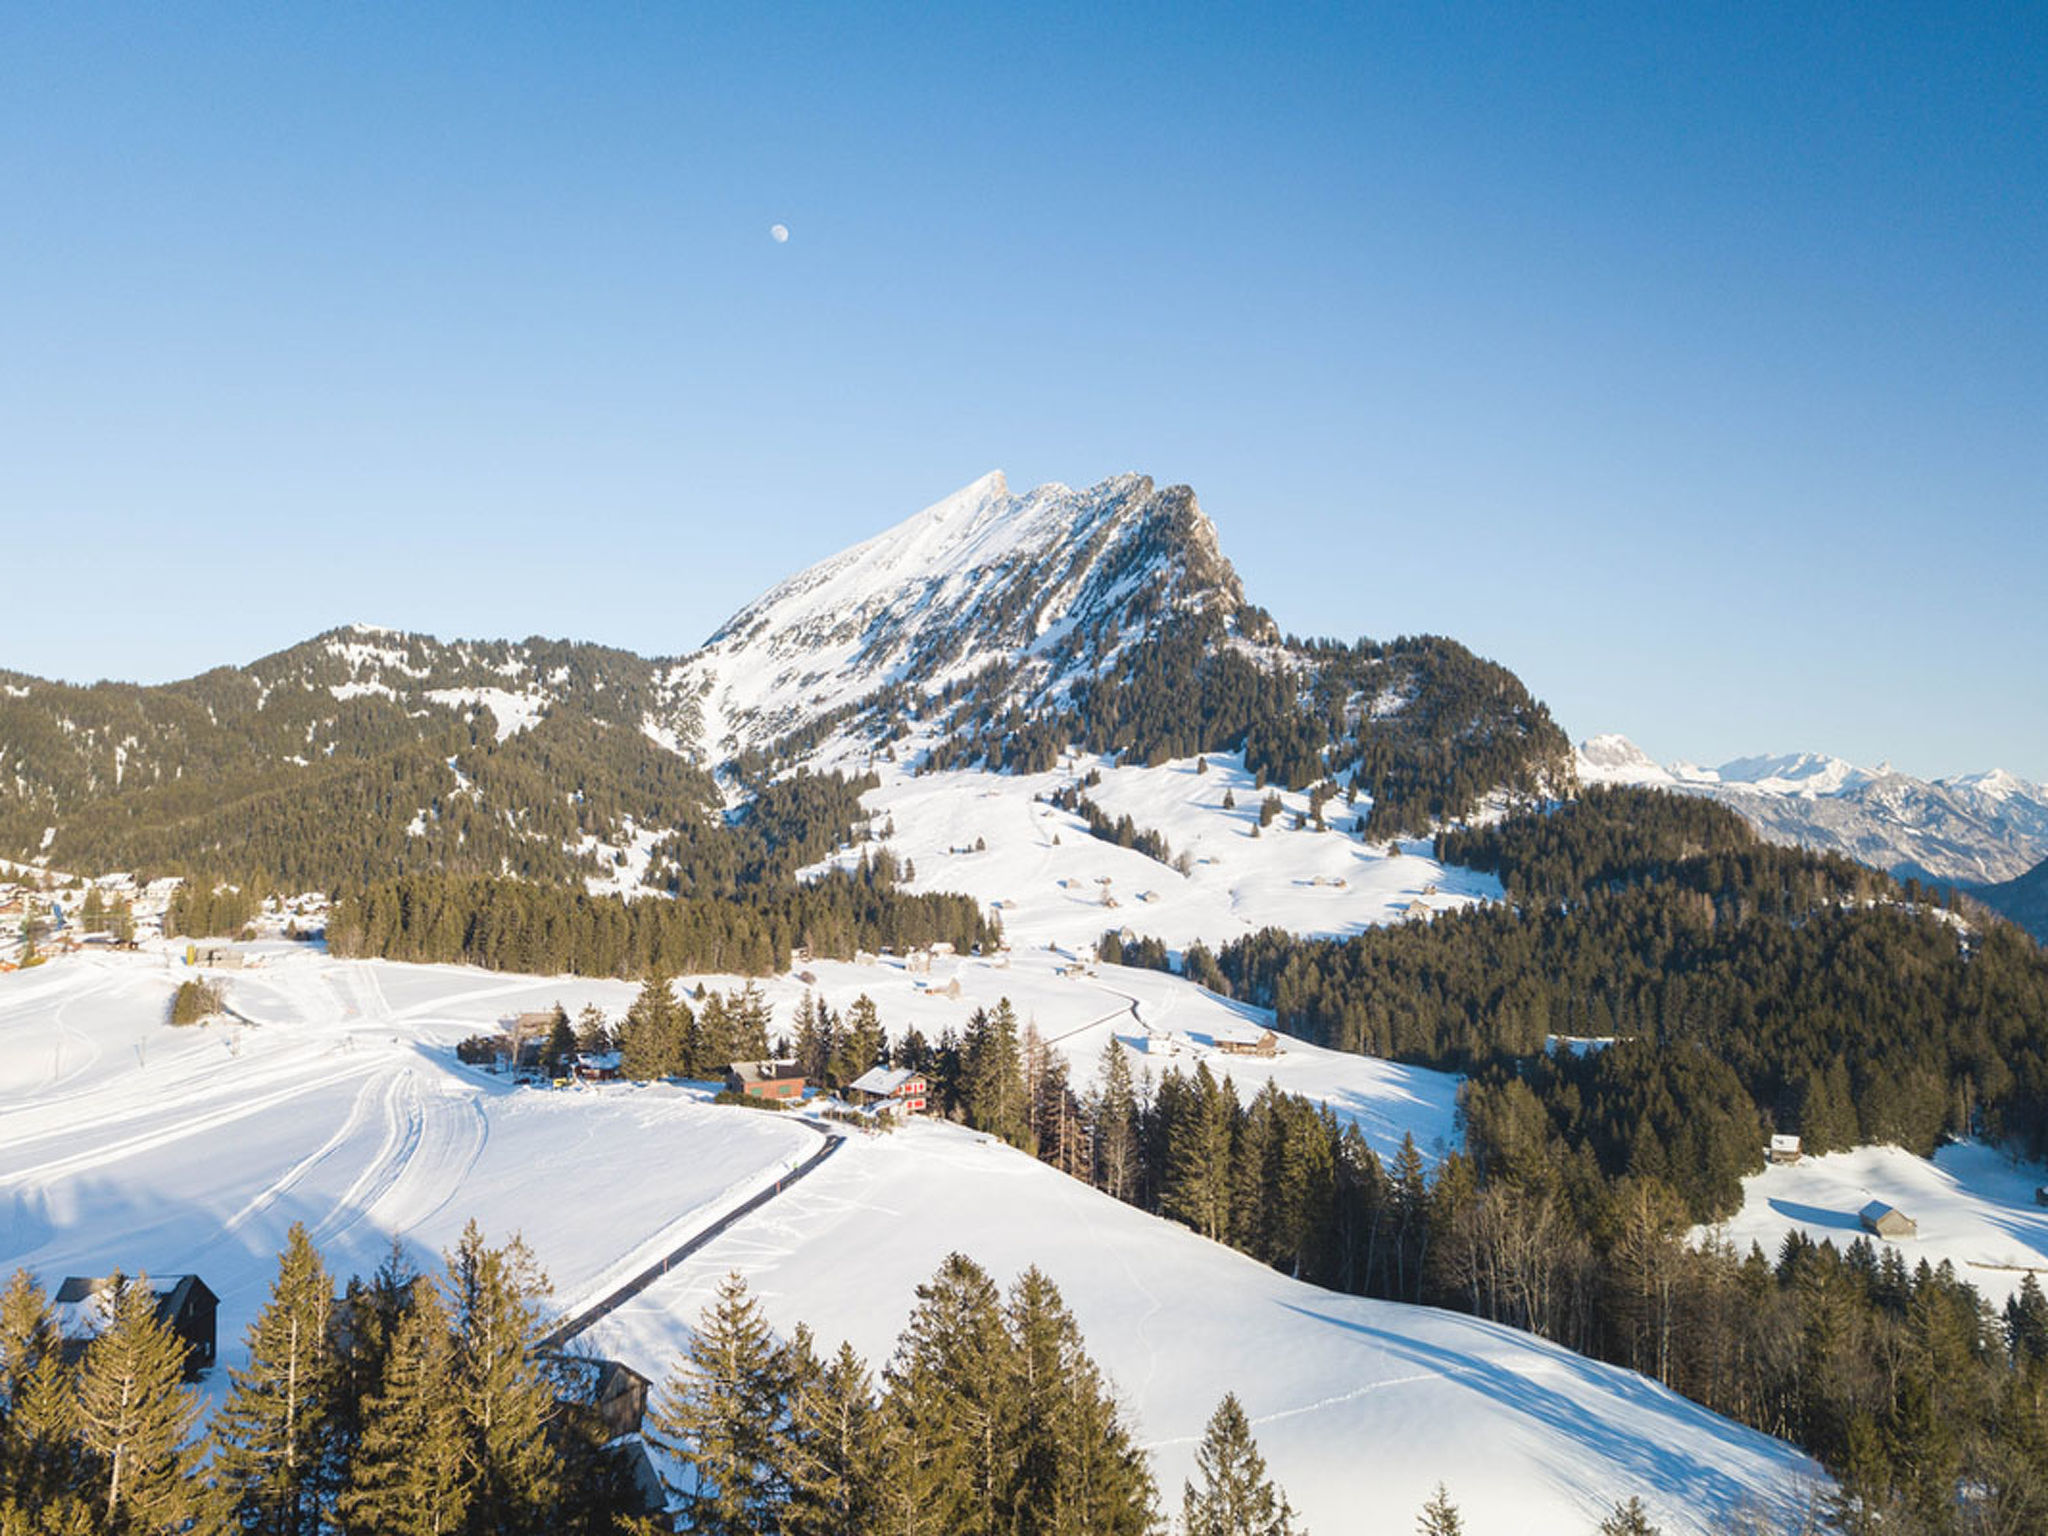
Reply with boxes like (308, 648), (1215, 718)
(962, 1002), (1028, 1148)
(443, 1223), (561, 1533)
(1596, 1497), (1661, 1536)
(0, 1272), (74, 1512)
(1093, 1038), (1141, 1203)
(879, 1254), (1015, 1536)
(214, 1223), (340, 1536)
(777, 1329), (879, 1536)
(573, 1003), (612, 1055)
(1181, 1393), (1301, 1536)
(834, 995), (886, 1087)
(653, 1271), (791, 1536)
(1415, 1483), (1462, 1536)
(620, 973), (681, 1080)
(71, 1276), (211, 1533)
(1001, 1268), (1154, 1536)
(341, 1276), (468, 1536)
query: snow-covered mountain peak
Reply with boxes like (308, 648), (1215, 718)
(681, 473), (1245, 764)
(1575, 733), (1675, 786)
(1710, 751), (1872, 799)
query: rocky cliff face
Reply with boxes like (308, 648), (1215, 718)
(670, 472), (1253, 763)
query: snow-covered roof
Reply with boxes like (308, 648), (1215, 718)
(849, 1065), (920, 1096)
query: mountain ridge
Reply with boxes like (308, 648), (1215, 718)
(1576, 732), (2048, 887)
(0, 473), (1569, 886)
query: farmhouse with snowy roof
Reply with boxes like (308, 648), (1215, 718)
(54, 1273), (218, 1380)
(847, 1065), (928, 1116)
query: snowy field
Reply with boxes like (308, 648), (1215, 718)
(807, 749), (1502, 954)
(0, 945), (1827, 1528)
(1702, 1143), (2048, 1307)
(0, 947), (817, 1405)
(589, 1118), (1824, 1536)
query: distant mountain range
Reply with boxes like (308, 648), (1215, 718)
(1576, 734), (2048, 935)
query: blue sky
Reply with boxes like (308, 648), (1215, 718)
(4, 4), (2043, 779)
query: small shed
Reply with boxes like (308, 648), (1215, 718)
(726, 1061), (807, 1102)
(1859, 1201), (1918, 1240)
(1767, 1134), (1803, 1165)
(537, 1353), (652, 1440)
(55, 1274), (218, 1380)
(573, 1051), (622, 1083)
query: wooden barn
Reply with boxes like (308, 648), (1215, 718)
(1767, 1134), (1803, 1165)
(1211, 1025), (1280, 1058)
(726, 1060), (807, 1102)
(537, 1353), (652, 1440)
(54, 1273), (218, 1380)
(1859, 1201), (1918, 1240)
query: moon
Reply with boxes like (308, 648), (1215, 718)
(770, 223), (790, 243)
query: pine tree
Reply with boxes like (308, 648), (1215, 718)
(443, 1223), (561, 1533)
(1180, 1393), (1301, 1536)
(653, 1271), (791, 1535)
(777, 1330), (879, 1536)
(543, 1008), (577, 1077)
(1415, 1483), (1462, 1536)
(341, 1276), (468, 1536)
(833, 995), (886, 1087)
(1002, 1268), (1154, 1536)
(878, 1254), (1015, 1536)
(962, 1002), (1027, 1148)
(573, 1003), (612, 1054)
(71, 1276), (211, 1533)
(214, 1223), (340, 1536)
(0, 1272), (75, 1512)
(1597, 1497), (1662, 1536)
(621, 973), (681, 1079)
(1093, 1038), (1141, 1203)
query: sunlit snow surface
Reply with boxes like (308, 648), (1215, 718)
(0, 946), (1824, 1531)
(589, 1119), (1823, 1535)
(1702, 1142), (2048, 1307)
(804, 749), (1502, 954)
(0, 948), (814, 1399)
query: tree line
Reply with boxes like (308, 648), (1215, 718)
(325, 863), (997, 980)
(0, 1221), (1335, 1536)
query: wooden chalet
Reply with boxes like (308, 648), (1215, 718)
(1210, 1025), (1280, 1058)
(726, 1060), (807, 1102)
(54, 1273), (218, 1380)
(847, 1065), (929, 1116)
(1859, 1201), (1918, 1240)
(573, 1051), (623, 1083)
(1767, 1134), (1803, 1165)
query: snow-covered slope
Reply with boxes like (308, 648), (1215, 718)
(0, 947), (816, 1391)
(1576, 734), (2048, 886)
(2, 948), (1824, 1529)
(671, 471), (1246, 763)
(589, 1118), (1824, 1535)
(1701, 1142), (2048, 1309)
